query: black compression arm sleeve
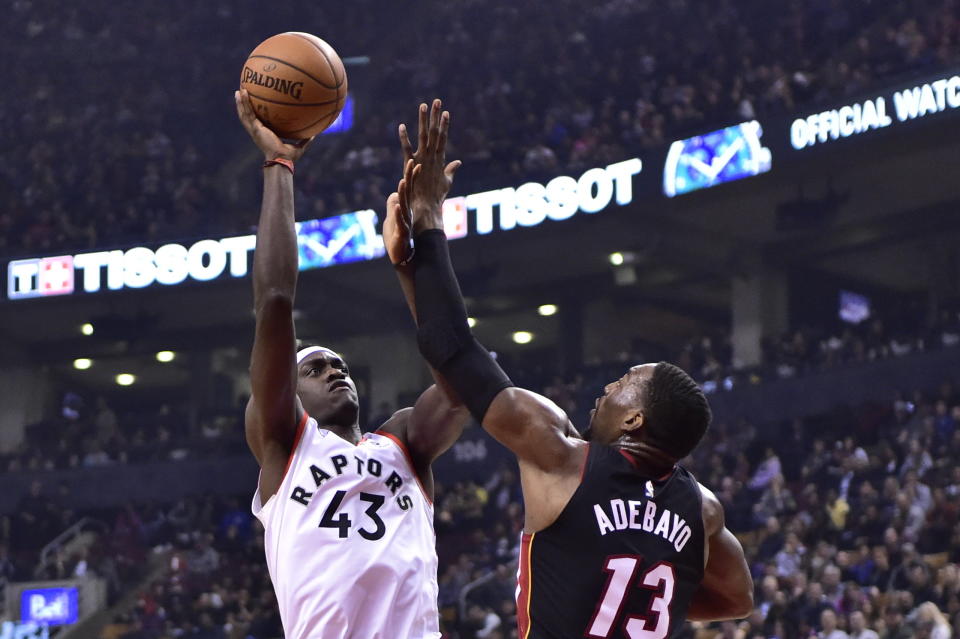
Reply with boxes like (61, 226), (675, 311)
(412, 229), (513, 421)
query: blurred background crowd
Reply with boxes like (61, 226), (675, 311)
(3, 303), (959, 475)
(430, 358), (960, 639)
(1, 348), (958, 638)
(1, 0), (958, 257)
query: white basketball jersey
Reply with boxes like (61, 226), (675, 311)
(252, 414), (440, 639)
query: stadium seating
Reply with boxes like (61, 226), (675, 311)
(2, 0), (958, 257)
(1, 356), (957, 638)
(4, 306), (958, 474)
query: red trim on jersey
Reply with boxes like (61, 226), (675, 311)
(618, 449), (674, 481)
(580, 443), (591, 482)
(281, 412), (311, 480)
(517, 533), (535, 639)
(374, 430), (433, 505)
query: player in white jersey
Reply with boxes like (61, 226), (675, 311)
(234, 89), (469, 639)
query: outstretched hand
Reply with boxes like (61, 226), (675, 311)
(235, 89), (314, 161)
(398, 98), (461, 234)
(383, 159), (419, 265)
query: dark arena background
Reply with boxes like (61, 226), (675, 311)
(2, 1), (960, 638)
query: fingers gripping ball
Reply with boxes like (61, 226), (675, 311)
(240, 32), (348, 139)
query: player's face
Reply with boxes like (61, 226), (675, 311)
(296, 350), (359, 424)
(588, 364), (655, 444)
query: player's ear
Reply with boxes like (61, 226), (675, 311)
(622, 410), (644, 433)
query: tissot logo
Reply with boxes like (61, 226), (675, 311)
(7, 158), (644, 301)
(5, 209), (386, 300)
(7, 256), (75, 300)
(242, 66), (305, 100)
(465, 158), (643, 234)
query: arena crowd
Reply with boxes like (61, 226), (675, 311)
(4, 304), (959, 476)
(1, 356), (958, 638)
(2, 0), (958, 257)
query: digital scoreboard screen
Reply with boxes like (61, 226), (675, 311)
(663, 121), (772, 197)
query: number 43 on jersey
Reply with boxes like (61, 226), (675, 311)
(318, 490), (401, 541)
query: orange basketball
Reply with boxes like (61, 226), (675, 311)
(240, 32), (348, 139)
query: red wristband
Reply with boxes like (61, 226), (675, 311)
(263, 157), (295, 175)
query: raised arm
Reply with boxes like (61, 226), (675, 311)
(375, 101), (471, 480)
(385, 166), (462, 409)
(389, 100), (583, 480)
(235, 89), (312, 502)
(686, 485), (754, 621)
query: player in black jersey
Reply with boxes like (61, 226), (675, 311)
(383, 99), (754, 638)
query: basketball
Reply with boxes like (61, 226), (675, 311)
(240, 32), (348, 139)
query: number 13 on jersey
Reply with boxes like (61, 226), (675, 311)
(587, 556), (675, 639)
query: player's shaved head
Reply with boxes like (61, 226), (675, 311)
(640, 362), (711, 460)
(588, 362), (711, 463)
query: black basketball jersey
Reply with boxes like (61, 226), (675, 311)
(517, 443), (705, 639)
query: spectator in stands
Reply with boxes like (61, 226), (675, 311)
(911, 602), (953, 639)
(754, 473), (797, 526)
(820, 608), (850, 639)
(188, 535), (220, 575)
(849, 610), (880, 639)
(749, 447), (783, 491)
(901, 438), (935, 479)
(775, 532), (806, 579)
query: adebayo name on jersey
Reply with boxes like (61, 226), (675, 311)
(593, 497), (693, 552)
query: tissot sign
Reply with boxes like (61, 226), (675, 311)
(6, 210), (381, 300)
(6, 159), (643, 300)
(7, 70), (959, 302)
(457, 158), (643, 233)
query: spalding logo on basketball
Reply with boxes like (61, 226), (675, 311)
(241, 65), (307, 100)
(240, 32), (348, 139)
